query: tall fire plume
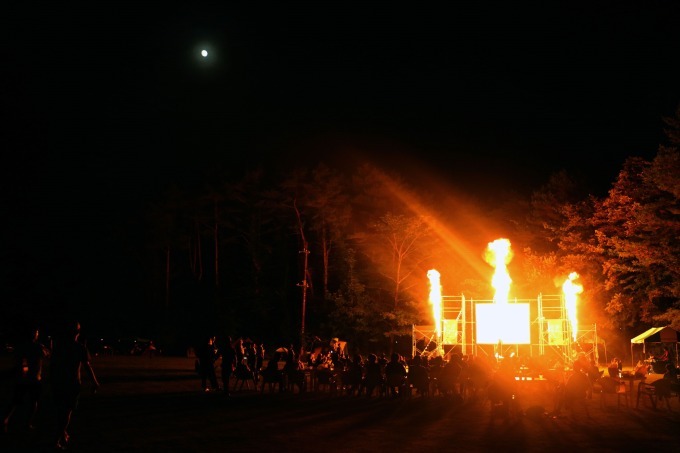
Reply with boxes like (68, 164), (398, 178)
(485, 238), (513, 305)
(562, 272), (583, 341)
(427, 269), (442, 338)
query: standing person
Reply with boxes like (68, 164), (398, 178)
(345, 354), (365, 396)
(407, 354), (430, 397)
(234, 338), (246, 365)
(2, 325), (50, 432)
(246, 342), (257, 379)
(49, 320), (100, 450)
(145, 341), (157, 358)
(196, 335), (220, 392)
(384, 353), (408, 397)
(219, 337), (236, 395)
(363, 353), (384, 397)
(254, 343), (265, 383)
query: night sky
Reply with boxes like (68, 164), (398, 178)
(2, 3), (680, 331)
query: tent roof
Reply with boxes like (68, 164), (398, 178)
(630, 326), (680, 344)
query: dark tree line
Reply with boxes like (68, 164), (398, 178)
(129, 108), (679, 353)
(2, 109), (677, 356)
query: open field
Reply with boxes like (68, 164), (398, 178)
(2, 355), (680, 452)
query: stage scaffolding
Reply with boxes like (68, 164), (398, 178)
(412, 293), (597, 365)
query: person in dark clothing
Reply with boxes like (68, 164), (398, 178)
(49, 321), (99, 450)
(384, 353), (408, 397)
(663, 362), (680, 395)
(407, 354), (430, 397)
(254, 343), (265, 383)
(219, 337), (237, 395)
(246, 342), (258, 380)
(344, 354), (364, 396)
(196, 335), (220, 392)
(362, 353), (384, 398)
(260, 353), (284, 393)
(2, 326), (50, 432)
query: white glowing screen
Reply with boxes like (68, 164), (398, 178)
(475, 303), (530, 344)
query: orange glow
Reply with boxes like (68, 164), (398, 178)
(562, 272), (583, 341)
(475, 239), (530, 345)
(485, 238), (513, 304)
(427, 269), (442, 337)
(364, 166), (496, 285)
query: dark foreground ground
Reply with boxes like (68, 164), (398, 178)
(1, 355), (679, 452)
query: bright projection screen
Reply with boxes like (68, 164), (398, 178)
(475, 303), (531, 344)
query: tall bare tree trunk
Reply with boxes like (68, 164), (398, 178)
(214, 199), (219, 288)
(190, 221), (203, 280)
(294, 200), (309, 349)
(165, 246), (170, 309)
(321, 225), (330, 298)
(197, 224), (203, 280)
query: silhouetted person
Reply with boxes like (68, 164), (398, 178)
(408, 354), (430, 397)
(254, 343), (265, 383)
(284, 350), (306, 393)
(487, 359), (517, 421)
(260, 353), (284, 393)
(664, 362), (679, 380)
(656, 347), (670, 362)
(439, 353), (463, 396)
(196, 335), (220, 392)
(561, 369), (591, 420)
(145, 341), (157, 358)
(246, 342), (258, 379)
(49, 321), (99, 450)
(220, 336), (237, 395)
(663, 362), (680, 395)
(362, 354), (383, 397)
(384, 353), (407, 397)
(2, 325), (50, 432)
(233, 349), (257, 392)
(344, 354), (364, 396)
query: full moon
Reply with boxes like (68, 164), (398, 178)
(201, 49), (208, 57)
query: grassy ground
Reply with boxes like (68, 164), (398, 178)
(1, 355), (679, 452)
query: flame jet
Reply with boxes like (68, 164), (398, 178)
(427, 269), (442, 340)
(485, 238), (513, 305)
(562, 272), (583, 341)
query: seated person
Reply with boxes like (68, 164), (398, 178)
(283, 352), (307, 392)
(663, 363), (680, 397)
(562, 369), (591, 418)
(607, 358), (621, 378)
(260, 356), (284, 392)
(655, 347), (669, 362)
(587, 359), (602, 383)
(573, 353), (589, 374)
(634, 360), (650, 378)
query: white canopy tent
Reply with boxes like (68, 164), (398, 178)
(630, 325), (680, 369)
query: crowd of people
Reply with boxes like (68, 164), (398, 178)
(191, 334), (530, 403)
(191, 335), (680, 421)
(5, 327), (679, 449)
